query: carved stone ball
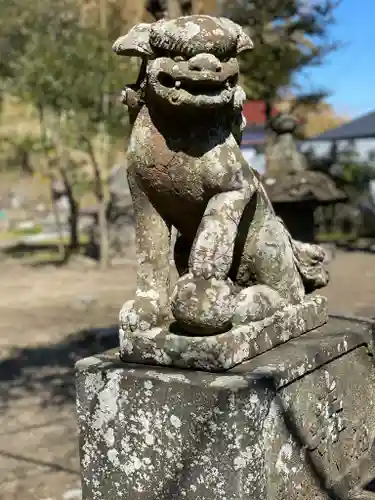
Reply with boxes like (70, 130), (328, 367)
(171, 273), (236, 335)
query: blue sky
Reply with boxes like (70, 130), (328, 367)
(299, 0), (374, 118)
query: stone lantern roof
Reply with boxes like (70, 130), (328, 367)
(263, 113), (347, 205)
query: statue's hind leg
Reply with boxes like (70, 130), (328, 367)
(246, 215), (304, 303)
(232, 216), (305, 324)
(232, 284), (287, 325)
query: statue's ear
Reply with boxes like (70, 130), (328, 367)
(112, 23), (154, 57)
(236, 28), (253, 54)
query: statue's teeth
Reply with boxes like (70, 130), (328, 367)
(175, 80), (181, 88)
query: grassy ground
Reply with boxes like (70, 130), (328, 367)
(0, 226), (92, 266)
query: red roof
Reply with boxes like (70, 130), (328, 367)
(242, 100), (279, 125)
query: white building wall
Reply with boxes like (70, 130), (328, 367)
(300, 138), (375, 161)
(241, 147), (266, 174)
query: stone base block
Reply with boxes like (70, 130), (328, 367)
(76, 317), (375, 500)
(119, 294), (327, 371)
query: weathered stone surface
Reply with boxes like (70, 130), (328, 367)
(119, 294), (328, 371)
(242, 320), (375, 500)
(76, 317), (375, 500)
(113, 15), (330, 341)
(77, 357), (273, 500)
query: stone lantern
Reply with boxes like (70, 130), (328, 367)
(263, 113), (347, 242)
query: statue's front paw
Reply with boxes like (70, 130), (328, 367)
(189, 225), (234, 280)
(119, 297), (160, 333)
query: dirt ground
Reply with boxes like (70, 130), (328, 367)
(1, 248), (375, 499)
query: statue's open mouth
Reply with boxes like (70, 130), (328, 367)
(158, 72), (238, 96)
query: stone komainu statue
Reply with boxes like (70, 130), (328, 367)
(113, 15), (329, 337)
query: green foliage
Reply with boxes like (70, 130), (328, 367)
(327, 145), (375, 202)
(0, 0), (134, 139)
(0, 131), (37, 172)
(221, 0), (340, 100)
(0, 0), (136, 263)
(0, 0), (340, 131)
(340, 163), (367, 185)
(11, 224), (43, 237)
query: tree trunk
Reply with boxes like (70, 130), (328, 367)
(98, 194), (110, 269)
(69, 197), (80, 251)
(82, 132), (111, 268)
(264, 98), (274, 176)
(37, 106), (65, 260)
(48, 177), (66, 260)
(167, 0), (182, 18)
(265, 99), (273, 125)
(191, 0), (217, 15)
(98, 93), (111, 269)
(61, 171), (80, 254)
(120, 0), (147, 28)
(52, 112), (81, 260)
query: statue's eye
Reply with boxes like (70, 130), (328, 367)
(174, 55), (185, 62)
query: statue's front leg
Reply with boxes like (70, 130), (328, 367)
(189, 184), (254, 280)
(120, 169), (171, 333)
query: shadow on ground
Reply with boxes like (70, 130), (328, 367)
(0, 326), (118, 411)
(1, 241), (96, 267)
(335, 241), (375, 254)
(2, 242), (63, 258)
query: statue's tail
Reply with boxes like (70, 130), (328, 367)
(273, 215), (329, 293)
(290, 238), (330, 293)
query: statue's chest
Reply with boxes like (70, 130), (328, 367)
(128, 116), (231, 202)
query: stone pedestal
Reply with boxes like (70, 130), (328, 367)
(76, 317), (375, 500)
